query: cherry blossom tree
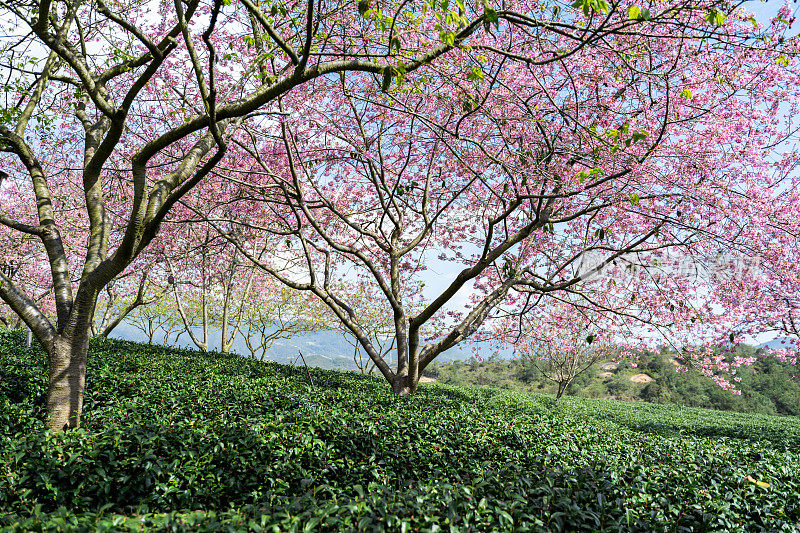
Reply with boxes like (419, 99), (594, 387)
(704, 183), (800, 367)
(206, 3), (800, 396)
(0, 0), (796, 429)
(507, 304), (613, 399)
(321, 280), (420, 374)
(3, 0), (582, 429)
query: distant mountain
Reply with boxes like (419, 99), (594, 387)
(757, 337), (797, 350)
(109, 321), (472, 371)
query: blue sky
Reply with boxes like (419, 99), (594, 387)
(749, 0), (800, 34)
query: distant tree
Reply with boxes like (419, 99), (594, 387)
(127, 296), (186, 347)
(91, 261), (169, 338)
(239, 289), (322, 361)
(641, 381), (666, 402)
(165, 222), (258, 354)
(513, 306), (612, 399)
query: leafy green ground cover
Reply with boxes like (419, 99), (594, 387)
(1, 329), (799, 531)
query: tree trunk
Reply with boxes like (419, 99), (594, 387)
(392, 374), (414, 396)
(555, 378), (573, 400)
(46, 334), (88, 431)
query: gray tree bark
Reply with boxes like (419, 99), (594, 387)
(46, 334), (88, 431)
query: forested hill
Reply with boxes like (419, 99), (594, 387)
(1, 330), (799, 530)
(424, 347), (800, 417)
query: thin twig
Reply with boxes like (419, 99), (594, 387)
(298, 350), (315, 390)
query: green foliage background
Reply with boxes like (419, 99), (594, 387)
(1, 330), (799, 531)
(426, 346), (800, 417)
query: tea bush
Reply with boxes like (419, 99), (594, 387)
(1, 330), (799, 531)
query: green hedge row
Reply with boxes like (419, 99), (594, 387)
(1, 330), (799, 531)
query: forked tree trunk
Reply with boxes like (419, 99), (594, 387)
(392, 371), (421, 396)
(392, 374), (412, 396)
(46, 333), (89, 431)
(555, 379), (572, 400)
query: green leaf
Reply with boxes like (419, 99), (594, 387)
(439, 30), (456, 46)
(627, 6), (640, 20)
(481, 0), (499, 25)
(629, 192), (640, 205)
(705, 9), (726, 27)
(381, 68), (394, 92)
(467, 67), (485, 82)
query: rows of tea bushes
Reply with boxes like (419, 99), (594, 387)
(1, 329), (799, 531)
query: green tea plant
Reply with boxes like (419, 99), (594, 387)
(1, 330), (799, 531)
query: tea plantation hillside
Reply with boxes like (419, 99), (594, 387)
(1, 330), (799, 531)
(425, 350), (800, 416)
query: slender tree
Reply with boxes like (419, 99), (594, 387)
(204, 3), (800, 395)
(498, 303), (613, 399)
